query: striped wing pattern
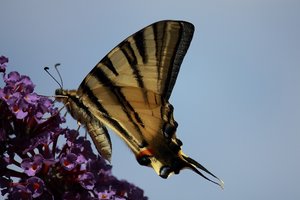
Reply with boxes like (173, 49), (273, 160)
(77, 20), (194, 155)
(56, 20), (223, 187)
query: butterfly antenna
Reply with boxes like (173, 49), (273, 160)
(54, 63), (64, 89)
(44, 63), (63, 89)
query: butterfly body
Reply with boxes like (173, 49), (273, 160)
(56, 89), (112, 160)
(55, 20), (223, 187)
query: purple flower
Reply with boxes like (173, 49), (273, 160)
(0, 56), (8, 73)
(97, 190), (116, 199)
(26, 176), (45, 198)
(10, 185), (31, 199)
(79, 172), (95, 190)
(36, 97), (53, 115)
(3, 72), (34, 94)
(9, 93), (29, 119)
(0, 57), (148, 200)
(60, 153), (78, 171)
(65, 129), (79, 144)
(21, 154), (44, 176)
(4, 71), (21, 85)
(24, 92), (39, 105)
(0, 56), (9, 65)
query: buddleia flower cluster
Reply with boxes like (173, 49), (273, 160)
(0, 56), (147, 200)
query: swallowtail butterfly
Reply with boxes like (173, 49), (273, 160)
(55, 20), (224, 188)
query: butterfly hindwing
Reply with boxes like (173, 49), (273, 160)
(55, 89), (112, 160)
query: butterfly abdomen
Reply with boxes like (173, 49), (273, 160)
(55, 88), (112, 160)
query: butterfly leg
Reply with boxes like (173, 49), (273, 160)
(76, 121), (86, 138)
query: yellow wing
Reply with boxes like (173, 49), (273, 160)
(77, 20), (194, 154)
(74, 20), (223, 187)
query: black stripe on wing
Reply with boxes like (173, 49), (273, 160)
(119, 41), (145, 89)
(80, 66), (147, 148)
(102, 56), (119, 76)
(93, 66), (144, 127)
(133, 30), (147, 64)
(81, 84), (146, 149)
(159, 21), (194, 100)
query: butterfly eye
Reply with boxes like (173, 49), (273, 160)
(159, 166), (172, 179)
(55, 88), (63, 95)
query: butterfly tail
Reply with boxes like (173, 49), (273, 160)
(181, 154), (224, 189)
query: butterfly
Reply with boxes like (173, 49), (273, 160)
(55, 20), (223, 188)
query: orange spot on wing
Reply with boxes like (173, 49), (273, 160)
(136, 148), (154, 159)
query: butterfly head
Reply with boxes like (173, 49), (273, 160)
(55, 88), (65, 96)
(55, 88), (72, 104)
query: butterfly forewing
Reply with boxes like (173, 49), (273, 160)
(78, 21), (194, 98)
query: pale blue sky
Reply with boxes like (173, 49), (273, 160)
(1, 0), (300, 199)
